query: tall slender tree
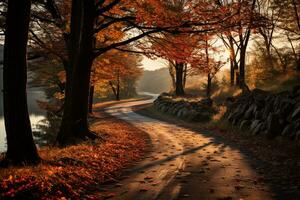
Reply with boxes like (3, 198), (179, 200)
(56, 0), (96, 145)
(2, 0), (40, 165)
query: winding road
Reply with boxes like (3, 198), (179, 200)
(101, 95), (274, 200)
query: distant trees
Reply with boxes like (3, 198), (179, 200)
(148, 33), (199, 96)
(138, 68), (172, 94)
(273, 0), (300, 70)
(218, 0), (261, 90)
(192, 36), (224, 99)
(91, 49), (142, 101)
(2, 0), (40, 165)
(247, 0), (300, 75)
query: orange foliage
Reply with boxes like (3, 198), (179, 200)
(0, 108), (148, 199)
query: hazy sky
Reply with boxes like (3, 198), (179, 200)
(141, 56), (168, 71)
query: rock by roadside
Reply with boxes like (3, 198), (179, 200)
(154, 93), (217, 122)
(225, 85), (300, 140)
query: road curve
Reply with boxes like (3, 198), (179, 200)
(101, 96), (273, 200)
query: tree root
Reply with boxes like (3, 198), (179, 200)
(56, 129), (105, 147)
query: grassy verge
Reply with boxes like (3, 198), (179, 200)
(0, 101), (150, 199)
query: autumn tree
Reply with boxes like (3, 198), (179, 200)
(91, 49), (142, 102)
(146, 33), (201, 96)
(191, 35), (224, 98)
(219, 32), (239, 86)
(217, 0), (262, 89)
(235, 0), (258, 89)
(256, 0), (279, 70)
(2, 0), (40, 165)
(136, 0), (235, 96)
(273, 0), (300, 70)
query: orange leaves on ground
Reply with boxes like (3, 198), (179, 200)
(0, 109), (148, 199)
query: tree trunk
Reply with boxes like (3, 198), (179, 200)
(57, 0), (97, 146)
(2, 0), (40, 166)
(207, 73), (212, 99)
(109, 81), (118, 99)
(116, 69), (120, 101)
(236, 72), (240, 86)
(238, 47), (250, 93)
(88, 85), (94, 113)
(168, 62), (176, 91)
(230, 60), (235, 86)
(204, 36), (211, 98)
(183, 63), (187, 89)
(297, 57), (300, 71)
(60, 0), (82, 120)
(175, 63), (185, 96)
(228, 38), (236, 86)
(239, 47), (247, 89)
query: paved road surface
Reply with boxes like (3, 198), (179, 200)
(101, 96), (273, 200)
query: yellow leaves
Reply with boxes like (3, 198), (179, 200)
(103, 58), (110, 64)
(54, 92), (65, 100)
(96, 22), (125, 45)
(91, 48), (142, 93)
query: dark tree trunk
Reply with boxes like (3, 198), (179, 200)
(228, 37), (236, 86)
(204, 37), (212, 98)
(2, 0), (40, 166)
(207, 73), (212, 99)
(238, 47), (250, 93)
(183, 63), (187, 89)
(116, 69), (120, 101)
(168, 62), (176, 91)
(297, 57), (300, 71)
(60, 0), (83, 120)
(171, 76), (176, 91)
(239, 47), (247, 89)
(109, 81), (118, 99)
(236, 72), (240, 86)
(175, 63), (185, 96)
(230, 60), (235, 86)
(88, 85), (94, 113)
(57, 0), (97, 146)
(62, 60), (72, 98)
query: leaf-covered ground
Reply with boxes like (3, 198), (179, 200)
(0, 106), (149, 199)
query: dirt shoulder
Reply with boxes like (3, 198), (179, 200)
(135, 104), (300, 199)
(0, 100), (151, 199)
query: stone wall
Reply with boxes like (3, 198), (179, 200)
(154, 93), (217, 122)
(225, 85), (300, 140)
